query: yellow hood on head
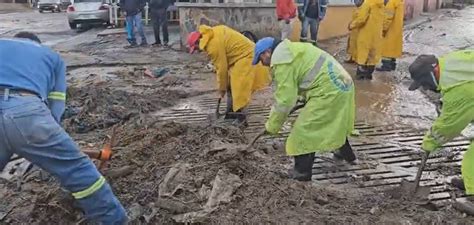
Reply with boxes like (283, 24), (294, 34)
(198, 25), (214, 50)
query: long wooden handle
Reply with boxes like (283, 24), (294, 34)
(414, 151), (430, 193)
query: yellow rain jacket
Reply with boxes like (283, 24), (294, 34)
(347, 7), (361, 62)
(198, 25), (271, 111)
(382, 0), (404, 58)
(349, 0), (385, 66)
(266, 40), (355, 156)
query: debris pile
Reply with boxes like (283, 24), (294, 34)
(1, 120), (471, 224)
(63, 84), (188, 133)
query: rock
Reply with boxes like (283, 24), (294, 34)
(370, 206), (380, 215)
(205, 169), (242, 209)
(156, 197), (189, 214)
(127, 203), (144, 221)
(172, 210), (210, 223)
(159, 163), (189, 197)
(199, 184), (211, 201)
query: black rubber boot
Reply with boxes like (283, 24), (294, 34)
(451, 177), (466, 190)
(333, 139), (357, 164)
(291, 152), (315, 181)
(376, 59), (393, 71)
(365, 66), (375, 80)
(390, 59), (397, 70)
(356, 66), (366, 80)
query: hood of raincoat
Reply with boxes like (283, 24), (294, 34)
(198, 25), (214, 51)
(271, 39), (307, 66)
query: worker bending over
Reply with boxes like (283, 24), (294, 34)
(377, 0), (404, 71)
(407, 51), (474, 210)
(0, 32), (127, 224)
(349, 0), (384, 80)
(253, 37), (357, 181)
(187, 25), (271, 124)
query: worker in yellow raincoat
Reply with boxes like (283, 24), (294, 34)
(187, 25), (271, 124)
(253, 37), (357, 181)
(407, 51), (474, 213)
(346, 0), (364, 63)
(349, 0), (385, 80)
(377, 0), (404, 71)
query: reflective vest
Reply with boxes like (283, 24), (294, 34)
(438, 50), (474, 93)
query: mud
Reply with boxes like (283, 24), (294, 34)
(2, 6), (474, 225)
(2, 120), (472, 224)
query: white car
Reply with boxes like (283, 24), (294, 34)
(66, 0), (110, 29)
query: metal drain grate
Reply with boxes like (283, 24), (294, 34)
(156, 97), (471, 207)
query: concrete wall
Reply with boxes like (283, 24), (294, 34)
(177, 3), (355, 46)
(424, 0), (441, 11)
(405, 0), (424, 19)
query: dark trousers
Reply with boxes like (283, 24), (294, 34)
(294, 138), (355, 181)
(151, 9), (169, 44)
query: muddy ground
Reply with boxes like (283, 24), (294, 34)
(1, 5), (474, 225)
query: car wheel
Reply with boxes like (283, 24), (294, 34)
(39, 9), (43, 13)
(57, 8), (61, 12)
(69, 22), (77, 29)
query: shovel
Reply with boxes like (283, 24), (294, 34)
(245, 102), (307, 153)
(388, 151), (431, 202)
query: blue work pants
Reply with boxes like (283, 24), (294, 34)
(0, 93), (127, 224)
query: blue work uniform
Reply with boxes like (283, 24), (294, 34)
(0, 38), (127, 224)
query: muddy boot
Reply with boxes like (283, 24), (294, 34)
(291, 153), (315, 181)
(451, 177), (466, 190)
(333, 139), (356, 164)
(356, 66), (366, 80)
(454, 196), (474, 216)
(365, 66), (375, 80)
(376, 59), (393, 71)
(390, 59), (397, 70)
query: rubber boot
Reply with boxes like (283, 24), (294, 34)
(390, 59), (397, 70)
(365, 66), (375, 80)
(333, 139), (357, 164)
(376, 59), (393, 71)
(451, 177), (466, 190)
(290, 152), (315, 181)
(454, 196), (474, 216)
(356, 66), (366, 80)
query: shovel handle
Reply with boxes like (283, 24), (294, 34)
(215, 97), (222, 117)
(246, 130), (267, 151)
(414, 151), (430, 193)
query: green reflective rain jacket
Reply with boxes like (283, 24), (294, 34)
(265, 40), (356, 156)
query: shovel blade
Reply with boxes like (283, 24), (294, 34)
(386, 179), (431, 202)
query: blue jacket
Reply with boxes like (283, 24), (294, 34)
(0, 38), (66, 123)
(299, 0), (328, 20)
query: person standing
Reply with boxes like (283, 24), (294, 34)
(120, 0), (148, 47)
(376, 0), (404, 71)
(299, 0), (327, 46)
(253, 37), (357, 181)
(349, 0), (385, 80)
(149, 0), (173, 47)
(277, 0), (298, 40)
(0, 32), (127, 224)
(346, 0), (364, 63)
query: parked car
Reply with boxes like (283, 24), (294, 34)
(38, 0), (69, 13)
(67, 0), (110, 29)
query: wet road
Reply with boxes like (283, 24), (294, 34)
(346, 7), (474, 129)
(2, 6), (473, 130)
(0, 9), (104, 46)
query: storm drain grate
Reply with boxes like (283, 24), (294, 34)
(156, 97), (471, 207)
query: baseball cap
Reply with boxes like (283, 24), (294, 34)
(252, 37), (275, 65)
(408, 55), (438, 91)
(187, 31), (201, 54)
